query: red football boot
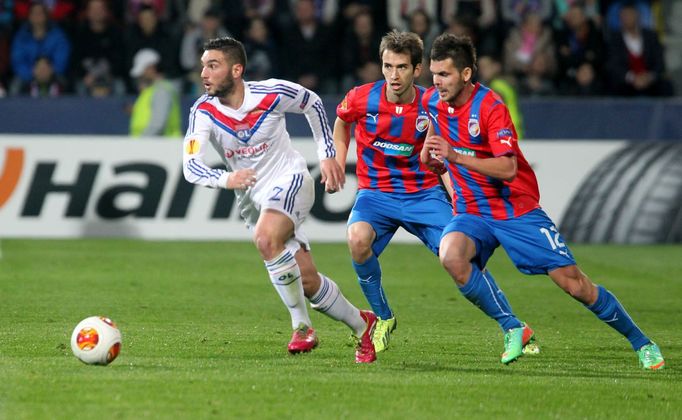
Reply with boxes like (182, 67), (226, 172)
(287, 324), (319, 354)
(354, 310), (378, 363)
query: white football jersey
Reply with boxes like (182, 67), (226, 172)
(182, 79), (335, 223)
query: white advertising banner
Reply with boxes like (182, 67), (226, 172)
(0, 136), (626, 241)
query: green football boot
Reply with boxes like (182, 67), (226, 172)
(372, 317), (397, 353)
(501, 326), (524, 364)
(637, 342), (665, 370)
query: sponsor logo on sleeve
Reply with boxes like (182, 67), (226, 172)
(300, 91), (310, 109)
(185, 139), (200, 155)
(496, 129), (513, 146)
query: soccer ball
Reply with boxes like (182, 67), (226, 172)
(70, 316), (122, 365)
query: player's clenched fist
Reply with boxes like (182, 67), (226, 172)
(423, 135), (453, 162)
(227, 168), (258, 190)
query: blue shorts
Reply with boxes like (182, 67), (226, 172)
(348, 187), (452, 256)
(441, 208), (576, 274)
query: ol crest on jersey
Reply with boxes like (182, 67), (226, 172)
(235, 123), (251, 141)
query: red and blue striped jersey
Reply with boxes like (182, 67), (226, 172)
(337, 81), (441, 193)
(422, 83), (540, 220)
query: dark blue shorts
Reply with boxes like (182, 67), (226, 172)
(441, 208), (577, 274)
(348, 187), (453, 256)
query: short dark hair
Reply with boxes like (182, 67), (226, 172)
(379, 30), (424, 69)
(430, 33), (477, 74)
(204, 37), (247, 67)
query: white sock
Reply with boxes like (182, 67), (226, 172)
(265, 249), (312, 329)
(309, 273), (365, 336)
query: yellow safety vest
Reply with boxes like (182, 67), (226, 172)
(130, 79), (182, 137)
(490, 78), (524, 140)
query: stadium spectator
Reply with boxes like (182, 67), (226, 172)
(551, 0), (602, 29)
(604, 0), (653, 32)
(422, 33), (665, 370)
(124, 5), (182, 91)
(408, 8), (440, 87)
(442, 0), (498, 28)
(477, 54), (525, 138)
(242, 17), (278, 81)
(501, 0), (553, 26)
(184, 0), (212, 26)
(555, 3), (605, 95)
(18, 55), (65, 96)
(0, 0), (11, 92)
(408, 9), (439, 58)
(286, 0), (336, 25)
(444, 13), (477, 42)
(518, 50), (557, 95)
(10, 2), (71, 95)
(605, 2), (672, 96)
(125, 0), (167, 23)
(503, 12), (557, 93)
(339, 0), (387, 32)
(129, 48), (182, 136)
(441, 0), (502, 56)
(339, 9), (381, 91)
(280, 0), (334, 92)
(180, 6), (230, 93)
(13, 0), (77, 28)
(182, 36), (378, 363)
(386, 0), (437, 31)
(71, 0), (126, 97)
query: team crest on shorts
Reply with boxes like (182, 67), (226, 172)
(415, 115), (429, 132)
(468, 118), (480, 137)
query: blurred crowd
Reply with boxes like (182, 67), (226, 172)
(0, 0), (680, 99)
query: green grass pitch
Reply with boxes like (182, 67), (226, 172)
(1, 239), (680, 419)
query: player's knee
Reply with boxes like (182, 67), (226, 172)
(440, 253), (470, 285)
(253, 232), (283, 260)
(347, 231), (373, 262)
(552, 267), (593, 303)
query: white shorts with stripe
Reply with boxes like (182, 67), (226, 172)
(243, 171), (314, 252)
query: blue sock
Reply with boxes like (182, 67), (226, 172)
(586, 285), (650, 350)
(353, 254), (393, 320)
(458, 265), (522, 332)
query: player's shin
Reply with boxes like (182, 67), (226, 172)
(265, 249), (312, 329)
(586, 285), (651, 351)
(309, 274), (366, 335)
(458, 264), (523, 332)
(353, 255), (393, 320)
